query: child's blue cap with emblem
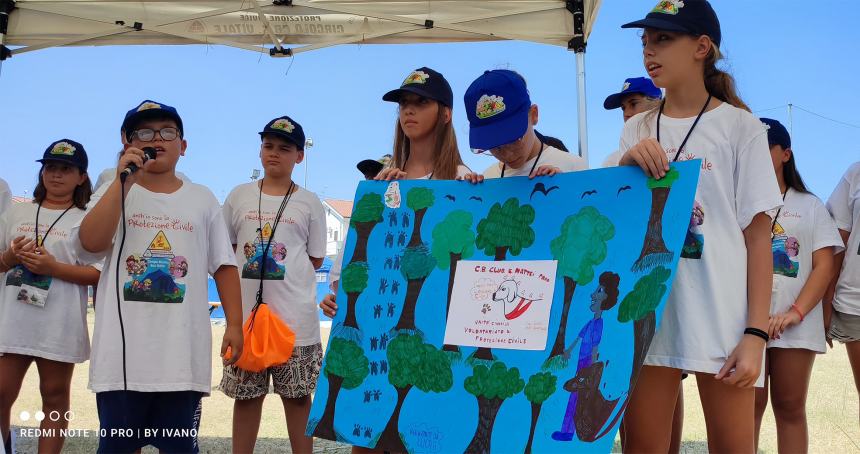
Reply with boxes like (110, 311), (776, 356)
(37, 139), (89, 172)
(121, 100), (184, 142)
(464, 69), (532, 151)
(622, 0), (721, 48)
(604, 77), (662, 110)
(259, 116), (306, 149)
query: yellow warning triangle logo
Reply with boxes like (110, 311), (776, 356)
(261, 222), (273, 240)
(772, 221), (785, 236)
(148, 230), (172, 251)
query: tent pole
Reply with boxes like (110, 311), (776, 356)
(575, 51), (588, 165)
(0, 0), (13, 78)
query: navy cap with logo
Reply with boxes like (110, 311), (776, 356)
(464, 69), (531, 151)
(356, 154), (392, 178)
(122, 100), (184, 142)
(622, 0), (722, 48)
(259, 116), (306, 149)
(37, 139), (89, 172)
(760, 118), (791, 149)
(604, 77), (662, 110)
(382, 67), (454, 108)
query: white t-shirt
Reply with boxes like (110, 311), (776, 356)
(768, 189), (843, 352)
(620, 103), (783, 385)
(0, 203), (96, 363)
(91, 170), (190, 204)
(827, 162), (860, 316)
(222, 183), (327, 346)
(0, 178), (10, 217)
(80, 182), (236, 393)
(482, 146), (587, 178)
(602, 150), (624, 168)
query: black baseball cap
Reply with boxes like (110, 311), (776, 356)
(760, 118), (791, 149)
(383, 67), (454, 108)
(356, 154), (392, 178)
(259, 116), (306, 149)
(622, 0), (722, 48)
(37, 139), (89, 172)
(121, 100), (184, 142)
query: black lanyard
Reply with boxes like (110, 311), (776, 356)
(771, 190), (789, 236)
(501, 143), (546, 178)
(34, 202), (74, 247)
(657, 95), (712, 163)
(254, 179), (295, 312)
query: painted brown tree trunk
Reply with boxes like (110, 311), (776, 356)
(635, 187), (671, 266)
(523, 402), (541, 454)
(394, 279), (426, 331)
(343, 292), (360, 329)
(548, 277), (578, 359)
(494, 246), (508, 261)
(443, 253), (462, 353)
(312, 374), (343, 440)
(465, 396), (504, 454)
(376, 385), (412, 452)
(350, 222), (376, 264)
(408, 208), (428, 247)
(630, 311), (657, 388)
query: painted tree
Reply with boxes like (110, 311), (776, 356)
(312, 338), (369, 440)
(632, 168), (680, 272)
(544, 206), (615, 371)
(475, 198), (536, 261)
(432, 210), (476, 354)
(406, 187), (435, 247)
(463, 362), (525, 454)
(349, 193), (384, 264)
(395, 245), (437, 332)
(376, 334), (453, 452)
(473, 198), (535, 361)
(523, 372), (557, 454)
(340, 262), (369, 333)
(618, 266), (670, 387)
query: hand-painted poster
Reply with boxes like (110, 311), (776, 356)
(307, 162), (700, 453)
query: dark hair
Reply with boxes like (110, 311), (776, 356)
(535, 131), (569, 152)
(598, 271), (621, 311)
(703, 45), (749, 112)
(776, 146), (810, 194)
(32, 165), (92, 209)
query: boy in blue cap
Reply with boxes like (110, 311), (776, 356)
(220, 115), (327, 453)
(461, 69), (586, 182)
(602, 77), (662, 167)
(78, 100), (244, 453)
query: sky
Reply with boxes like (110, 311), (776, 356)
(1, 0), (857, 203)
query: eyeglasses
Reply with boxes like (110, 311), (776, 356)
(133, 127), (179, 142)
(471, 135), (525, 155)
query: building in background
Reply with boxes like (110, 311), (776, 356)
(322, 199), (352, 258)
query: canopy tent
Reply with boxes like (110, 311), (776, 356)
(1, 0), (601, 163)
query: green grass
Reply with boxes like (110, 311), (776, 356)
(9, 310), (860, 453)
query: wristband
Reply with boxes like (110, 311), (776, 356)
(744, 327), (769, 342)
(790, 304), (805, 322)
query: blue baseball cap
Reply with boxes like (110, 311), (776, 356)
(259, 115), (306, 149)
(37, 139), (89, 172)
(121, 100), (184, 142)
(603, 77), (662, 110)
(622, 0), (722, 48)
(464, 70), (531, 150)
(383, 67), (454, 108)
(760, 118), (791, 149)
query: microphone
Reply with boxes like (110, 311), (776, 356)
(120, 147), (157, 182)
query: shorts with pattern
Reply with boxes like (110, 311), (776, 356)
(830, 310), (860, 344)
(219, 343), (323, 400)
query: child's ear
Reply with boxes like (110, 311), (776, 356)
(694, 35), (713, 60)
(442, 106), (452, 125)
(783, 148), (793, 163)
(180, 139), (188, 156)
(295, 149), (306, 164)
(529, 104), (540, 125)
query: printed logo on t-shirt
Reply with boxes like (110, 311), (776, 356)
(771, 221), (800, 278)
(241, 222), (287, 280)
(124, 230), (188, 303)
(681, 200), (704, 259)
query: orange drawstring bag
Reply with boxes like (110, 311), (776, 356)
(224, 181), (297, 372)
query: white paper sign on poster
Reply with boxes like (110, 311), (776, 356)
(443, 260), (558, 350)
